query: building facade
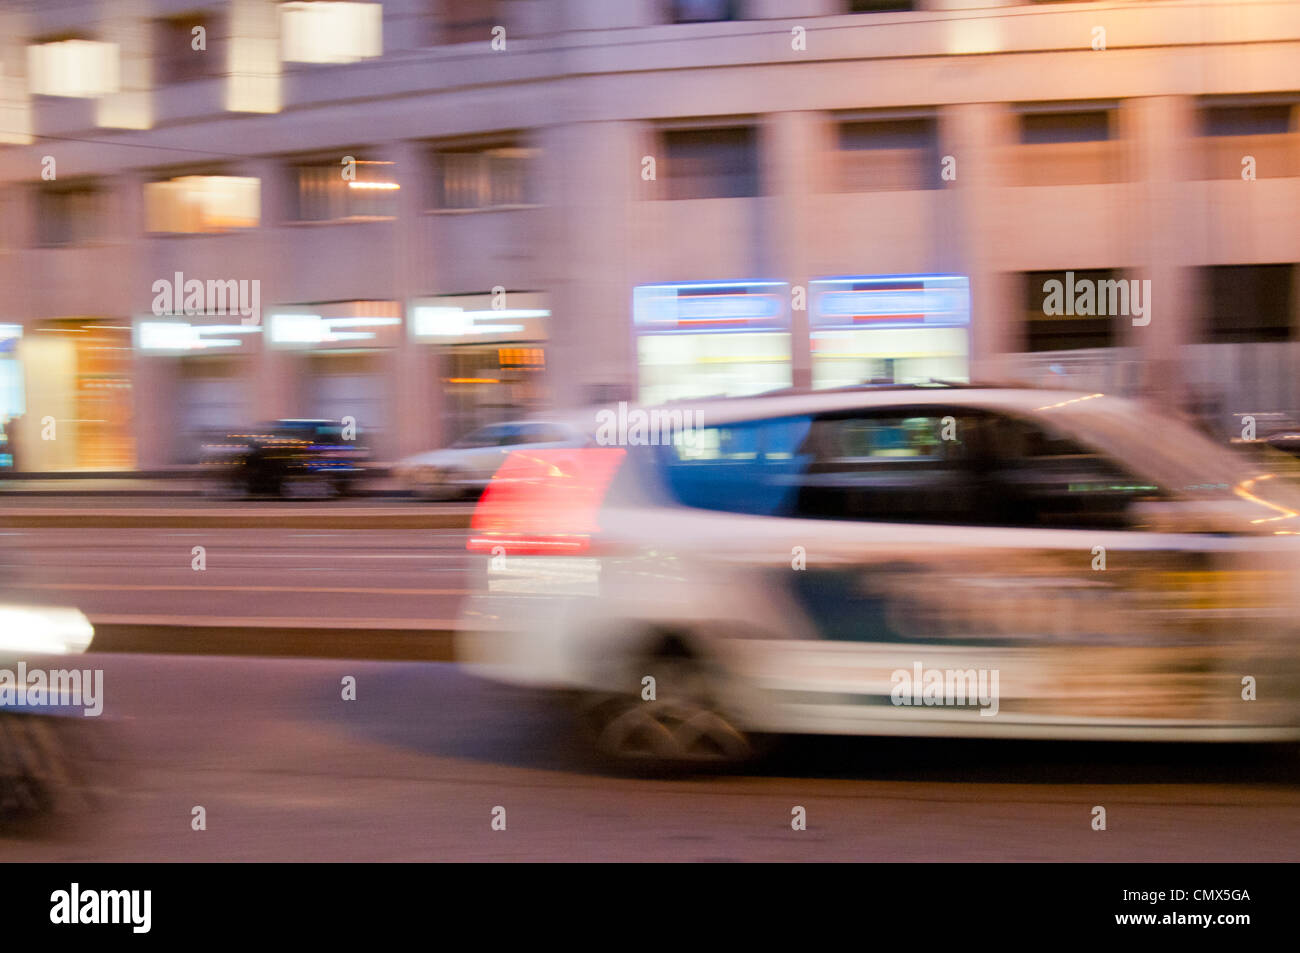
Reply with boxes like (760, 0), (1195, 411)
(1, 0), (1299, 468)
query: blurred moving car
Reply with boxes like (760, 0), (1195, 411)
(201, 419), (370, 498)
(458, 385), (1300, 770)
(0, 604), (97, 823)
(394, 420), (586, 500)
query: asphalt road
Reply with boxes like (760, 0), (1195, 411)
(5, 653), (1300, 861)
(3, 495), (1300, 861)
(0, 506), (472, 634)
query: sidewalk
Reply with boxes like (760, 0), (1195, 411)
(0, 469), (407, 497)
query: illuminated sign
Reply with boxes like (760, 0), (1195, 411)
(411, 293), (549, 344)
(633, 281), (789, 333)
(136, 321), (261, 353)
(810, 275), (970, 330)
(268, 302), (403, 350)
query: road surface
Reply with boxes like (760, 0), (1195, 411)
(5, 653), (1299, 861)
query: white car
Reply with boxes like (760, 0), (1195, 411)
(457, 386), (1300, 769)
(394, 421), (587, 499)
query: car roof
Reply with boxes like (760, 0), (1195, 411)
(557, 386), (1122, 433)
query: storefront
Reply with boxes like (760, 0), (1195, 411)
(809, 275), (971, 388)
(135, 317), (262, 461)
(267, 301), (402, 452)
(633, 280), (791, 404)
(20, 318), (135, 470)
(410, 292), (550, 440)
(0, 325), (22, 468)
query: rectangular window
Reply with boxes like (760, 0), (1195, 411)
(1022, 269), (1122, 351)
(1203, 264), (1294, 343)
(154, 12), (224, 84)
(1201, 104), (1293, 137)
(430, 140), (537, 210)
(291, 157), (397, 222)
(660, 125), (759, 200)
(434, 0), (501, 45)
(1015, 104), (1120, 185)
(35, 182), (106, 246)
(145, 175), (260, 233)
(280, 1), (382, 64)
(27, 37), (119, 98)
(670, 0), (737, 22)
(1019, 110), (1112, 144)
(1197, 99), (1297, 179)
(846, 0), (915, 11)
(835, 115), (940, 191)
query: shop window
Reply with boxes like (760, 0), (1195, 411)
(145, 174), (260, 233)
(430, 140), (538, 210)
(835, 115), (941, 191)
(1202, 265), (1294, 343)
(1022, 269), (1122, 352)
(659, 125), (760, 199)
(291, 157), (397, 222)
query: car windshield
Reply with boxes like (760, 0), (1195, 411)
(1054, 399), (1300, 521)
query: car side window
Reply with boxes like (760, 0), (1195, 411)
(972, 412), (1166, 530)
(790, 408), (981, 524)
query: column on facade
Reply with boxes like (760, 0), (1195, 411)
(1125, 96), (1197, 412)
(385, 139), (437, 458)
(940, 102), (1018, 382)
(764, 111), (821, 390)
(241, 157), (297, 424)
(538, 120), (638, 409)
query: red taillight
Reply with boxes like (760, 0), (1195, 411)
(467, 448), (627, 556)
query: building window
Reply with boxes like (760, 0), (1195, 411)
(27, 37), (119, 98)
(1022, 269), (1122, 351)
(835, 115), (940, 191)
(846, 0), (915, 11)
(1015, 104), (1120, 185)
(668, 0), (736, 23)
(154, 11), (224, 84)
(280, 1), (383, 64)
(35, 182), (106, 246)
(433, 0), (501, 45)
(660, 125), (759, 200)
(430, 140), (538, 210)
(291, 157), (398, 222)
(1203, 265), (1294, 343)
(145, 175), (260, 233)
(1019, 108), (1111, 144)
(1197, 99), (1297, 179)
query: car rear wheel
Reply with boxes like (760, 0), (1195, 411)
(576, 641), (753, 773)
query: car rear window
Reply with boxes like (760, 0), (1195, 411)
(655, 415), (813, 517)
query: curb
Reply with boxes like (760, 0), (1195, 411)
(89, 616), (458, 662)
(0, 506), (474, 530)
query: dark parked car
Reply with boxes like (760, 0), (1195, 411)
(202, 419), (370, 498)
